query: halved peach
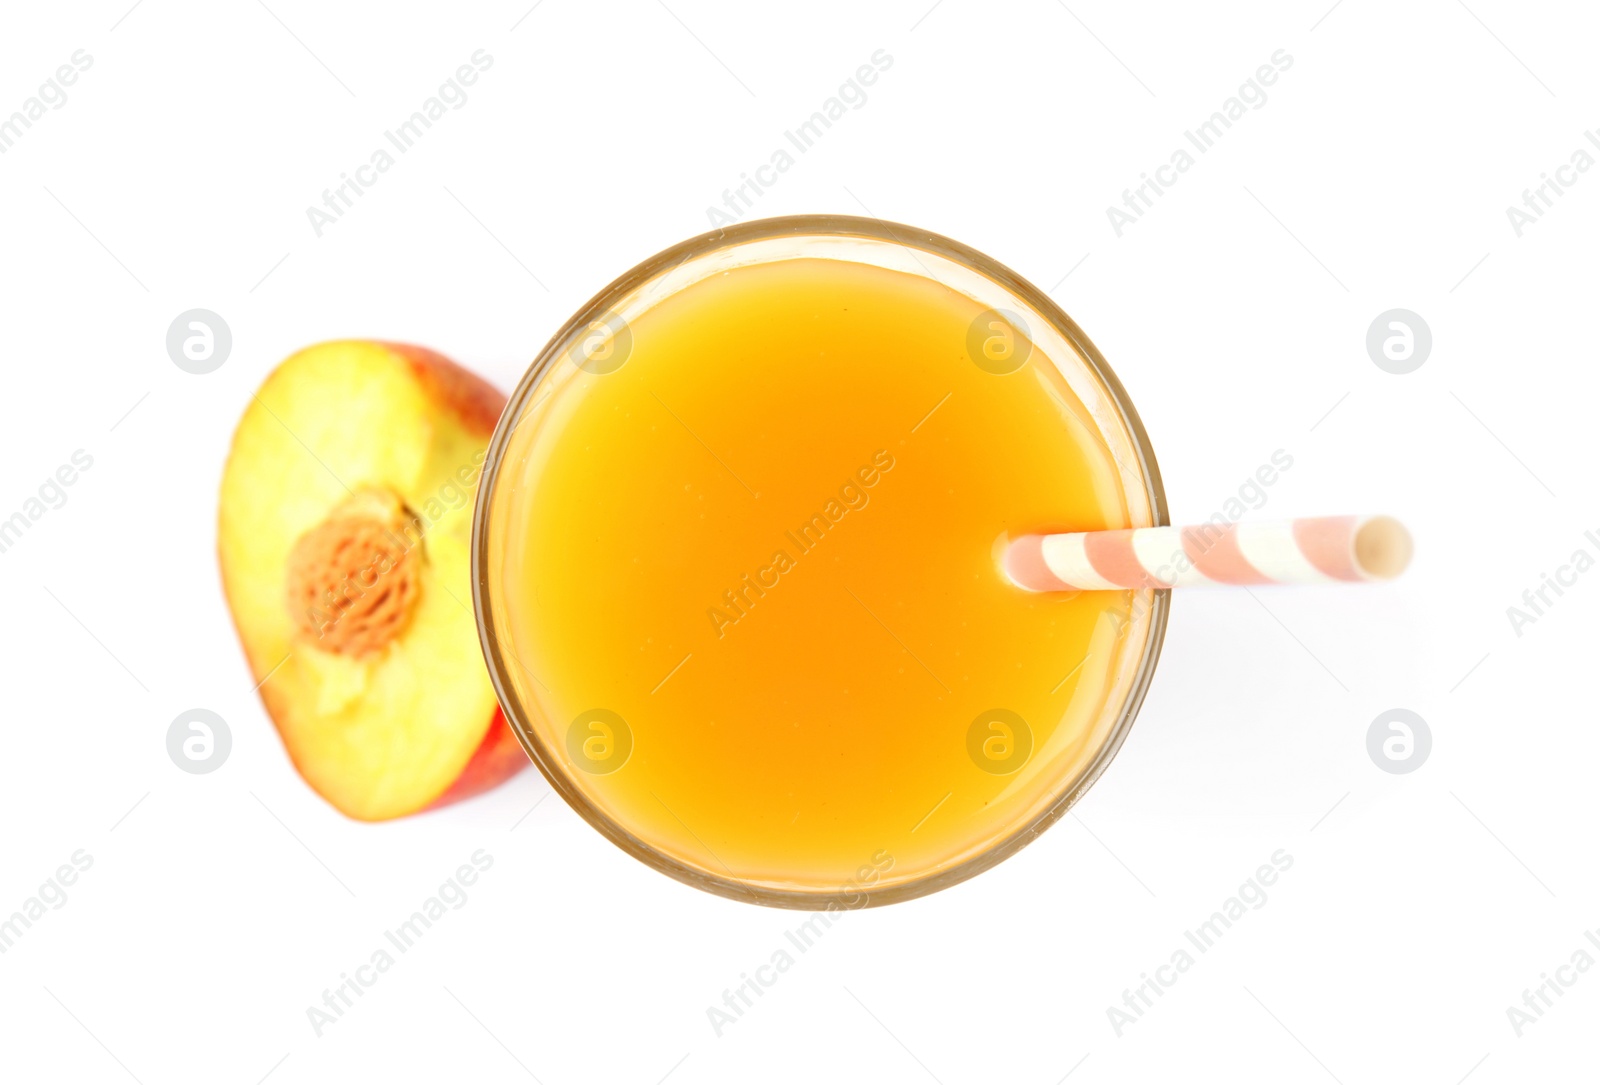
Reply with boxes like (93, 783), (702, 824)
(219, 341), (524, 820)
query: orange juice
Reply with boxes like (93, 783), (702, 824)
(480, 227), (1162, 903)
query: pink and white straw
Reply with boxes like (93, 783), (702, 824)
(1004, 515), (1412, 592)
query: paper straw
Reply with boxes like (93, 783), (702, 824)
(1004, 515), (1411, 591)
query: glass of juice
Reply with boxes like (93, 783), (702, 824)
(473, 215), (1168, 907)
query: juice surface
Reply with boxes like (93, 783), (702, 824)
(491, 255), (1146, 894)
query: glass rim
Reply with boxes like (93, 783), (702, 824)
(471, 213), (1171, 909)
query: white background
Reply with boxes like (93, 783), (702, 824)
(0, 0), (1595, 1081)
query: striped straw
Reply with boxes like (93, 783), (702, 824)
(1004, 515), (1411, 591)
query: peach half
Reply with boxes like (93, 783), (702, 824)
(219, 341), (525, 819)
